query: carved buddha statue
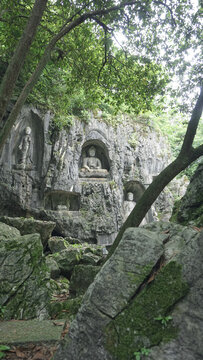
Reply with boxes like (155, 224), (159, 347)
(80, 146), (108, 178)
(18, 126), (32, 169)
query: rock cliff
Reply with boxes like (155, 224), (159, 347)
(0, 106), (173, 244)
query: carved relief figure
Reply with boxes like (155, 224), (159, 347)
(18, 127), (32, 168)
(123, 192), (135, 221)
(123, 191), (148, 225)
(80, 146), (108, 178)
(82, 146), (102, 170)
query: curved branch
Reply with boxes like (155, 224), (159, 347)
(153, 0), (176, 26)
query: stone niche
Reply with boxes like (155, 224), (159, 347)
(11, 110), (44, 173)
(123, 181), (154, 223)
(79, 140), (110, 179)
(44, 191), (80, 211)
(124, 180), (145, 202)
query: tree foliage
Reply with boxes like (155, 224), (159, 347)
(0, 0), (201, 137)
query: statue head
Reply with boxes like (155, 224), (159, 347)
(25, 126), (31, 135)
(88, 146), (96, 157)
(127, 192), (134, 201)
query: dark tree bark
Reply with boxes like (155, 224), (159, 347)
(108, 86), (203, 258)
(0, 0), (48, 123)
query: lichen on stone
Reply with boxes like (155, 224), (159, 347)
(105, 261), (189, 360)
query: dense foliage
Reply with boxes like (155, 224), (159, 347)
(0, 0), (201, 125)
(0, 1), (169, 125)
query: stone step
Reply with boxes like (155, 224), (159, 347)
(0, 319), (66, 345)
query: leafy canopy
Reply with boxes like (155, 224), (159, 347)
(0, 0), (201, 126)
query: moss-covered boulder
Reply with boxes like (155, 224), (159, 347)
(0, 221), (20, 239)
(48, 236), (69, 253)
(46, 256), (61, 279)
(0, 222), (51, 320)
(69, 264), (101, 296)
(80, 252), (101, 265)
(171, 162), (203, 227)
(0, 216), (55, 247)
(52, 247), (82, 278)
(54, 222), (203, 360)
(50, 243), (103, 279)
(49, 296), (83, 320)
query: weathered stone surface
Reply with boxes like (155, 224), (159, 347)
(48, 236), (68, 253)
(54, 227), (164, 360)
(149, 225), (203, 360)
(52, 247), (82, 278)
(69, 265), (101, 296)
(0, 216), (55, 247)
(0, 222), (51, 320)
(80, 252), (101, 265)
(0, 221), (20, 239)
(171, 162), (203, 227)
(0, 106), (175, 244)
(46, 256), (61, 279)
(54, 222), (203, 360)
(49, 296), (83, 320)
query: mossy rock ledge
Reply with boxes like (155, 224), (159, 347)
(54, 222), (203, 360)
(171, 162), (203, 227)
(0, 222), (51, 320)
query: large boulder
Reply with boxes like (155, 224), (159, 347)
(51, 247), (82, 278)
(0, 216), (55, 247)
(48, 236), (68, 253)
(54, 222), (203, 360)
(171, 162), (203, 227)
(0, 222), (51, 320)
(69, 264), (101, 296)
(49, 242), (103, 279)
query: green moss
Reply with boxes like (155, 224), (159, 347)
(170, 199), (181, 223)
(49, 296), (83, 320)
(105, 261), (189, 360)
(127, 263), (154, 286)
(171, 200), (203, 227)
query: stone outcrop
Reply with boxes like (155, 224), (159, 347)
(47, 240), (103, 280)
(0, 222), (51, 320)
(0, 106), (176, 245)
(54, 222), (203, 360)
(0, 216), (55, 247)
(171, 161), (203, 227)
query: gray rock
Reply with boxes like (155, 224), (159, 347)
(54, 223), (203, 360)
(0, 216), (55, 247)
(54, 227), (164, 359)
(0, 221), (20, 239)
(52, 247), (82, 277)
(171, 162), (203, 227)
(0, 222), (51, 320)
(80, 252), (101, 265)
(0, 106), (173, 245)
(69, 264), (101, 296)
(46, 256), (61, 279)
(48, 236), (68, 253)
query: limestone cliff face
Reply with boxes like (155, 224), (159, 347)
(0, 106), (172, 244)
(171, 161), (203, 227)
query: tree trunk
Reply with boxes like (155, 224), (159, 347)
(108, 86), (203, 258)
(0, 0), (48, 123)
